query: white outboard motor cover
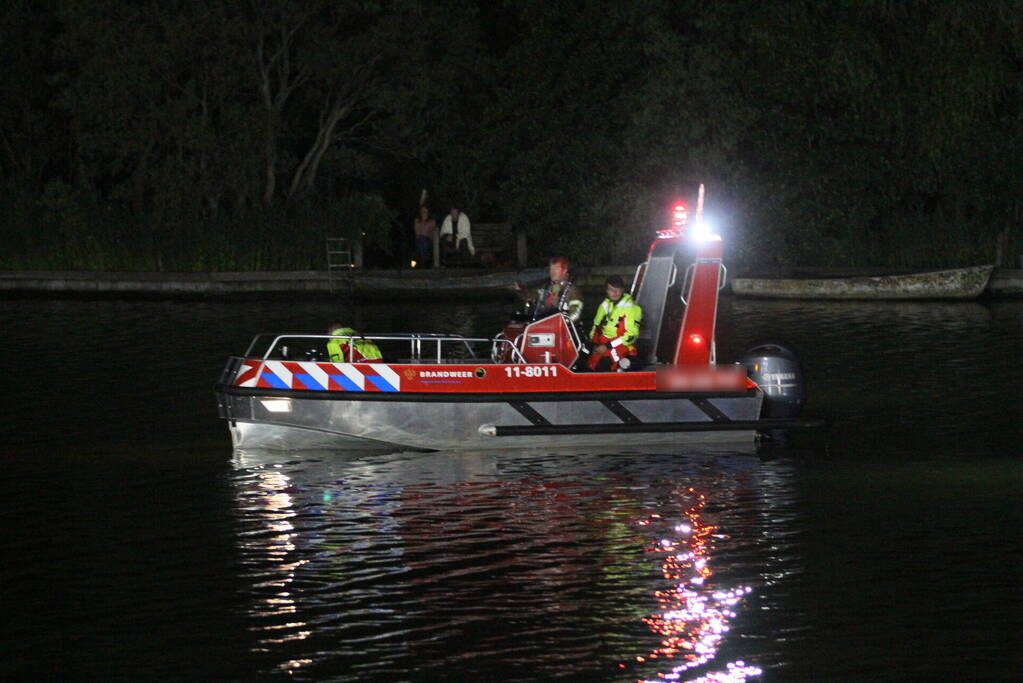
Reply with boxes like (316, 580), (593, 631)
(740, 342), (806, 418)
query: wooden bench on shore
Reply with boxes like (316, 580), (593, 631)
(468, 223), (527, 268)
(437, 222), (526, 268)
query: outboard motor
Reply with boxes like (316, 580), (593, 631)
(740, 341), (806, 418)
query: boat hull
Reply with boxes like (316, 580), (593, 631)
(217, 387), (764, 451)
(731, 265), (994, 300)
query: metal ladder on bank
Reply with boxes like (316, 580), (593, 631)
(325, 236), (354, 293)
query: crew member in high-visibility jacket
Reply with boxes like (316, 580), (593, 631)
(587, 275), (642, 371)
(326, 322), (383, 363)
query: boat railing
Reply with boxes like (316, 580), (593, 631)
(630, 262), (646, 296)
(216, 356), (244, 395)
(243, 332), (526, 365)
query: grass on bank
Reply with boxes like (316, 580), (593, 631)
(1, 183), (1017, 272)
(0, 183), (395, 272)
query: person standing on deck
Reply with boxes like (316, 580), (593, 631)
(587, 275), (642, 371)
(515, 256), (584, 323)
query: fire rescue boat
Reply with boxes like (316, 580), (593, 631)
(215, 188), (812, 451)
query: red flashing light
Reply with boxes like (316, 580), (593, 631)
(688, 333), (704, 346)
(672, 204), (688, 228)
(657, 202), (690, 239)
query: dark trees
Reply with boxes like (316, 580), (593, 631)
(1, 0), (1020, 269)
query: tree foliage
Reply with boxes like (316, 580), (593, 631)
(1, 0), (1021, 270)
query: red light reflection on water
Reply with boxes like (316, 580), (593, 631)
(623, 491), (762, 682)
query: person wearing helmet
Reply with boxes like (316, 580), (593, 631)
(326, 322), (383, 363)
(587, 275), (642, 371)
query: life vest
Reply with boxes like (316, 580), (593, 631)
(587, 293), (642, 371)
(534, 280), (583, 322)
(327, 327), (383, 363)
(589, 293), (642, 350)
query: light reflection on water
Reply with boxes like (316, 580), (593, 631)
(1, 297), (1020, 679)
(230, 448), (796, 680)
(630, 493), (760, 682)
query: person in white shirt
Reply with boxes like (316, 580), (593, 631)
(440, 207), (475, 258)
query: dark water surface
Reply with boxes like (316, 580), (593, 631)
(2, 296), (1021, 681)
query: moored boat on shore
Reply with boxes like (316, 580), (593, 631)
(731, 265), (994, 300)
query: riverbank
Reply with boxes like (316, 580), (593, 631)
(1, 266), (1020, 299)
(0, 266), (630, 300)
(987, 268), (1023, 296)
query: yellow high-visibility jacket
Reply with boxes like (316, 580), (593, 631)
(327, 327), (383, 362)
(589, 293), (642, 350)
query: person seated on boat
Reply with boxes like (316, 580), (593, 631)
(326, 322), (383, 363)
(587, 275), (642, 372)
(514, 256), (584, 323)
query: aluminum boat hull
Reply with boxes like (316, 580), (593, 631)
(217, 387), (764, 452)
